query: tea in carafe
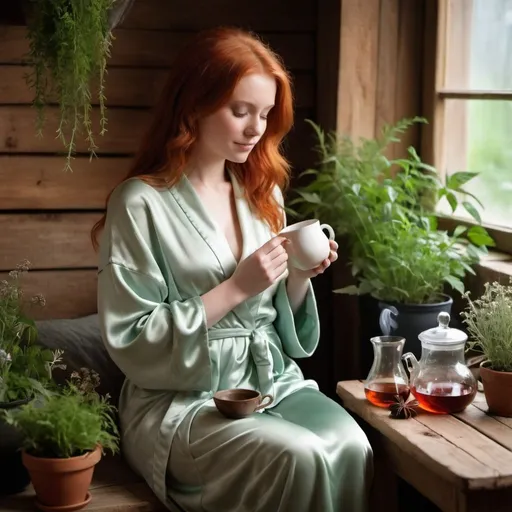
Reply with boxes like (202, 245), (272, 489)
(364, 336), (410, 408)
(364, 381), (410, 407)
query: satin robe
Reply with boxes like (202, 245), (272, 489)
(98, 174), (373, 512)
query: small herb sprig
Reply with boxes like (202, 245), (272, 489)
(461, 280), (512, 372)
(0, 260), (64, 403)
(3, 368), (119, 458)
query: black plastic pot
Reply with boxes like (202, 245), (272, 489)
(0, 397), (31, 495)
(378, 294), (453, 359)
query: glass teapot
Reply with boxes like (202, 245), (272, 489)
(402, 312), (477, 414)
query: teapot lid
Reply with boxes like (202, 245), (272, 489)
(418, 312), (467, 346)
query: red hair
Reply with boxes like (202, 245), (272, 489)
(91, 27), (294, 250)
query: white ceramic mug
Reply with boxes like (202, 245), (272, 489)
(280, 219), (335, 270)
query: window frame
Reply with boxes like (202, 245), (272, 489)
(422, 0), (512, 255)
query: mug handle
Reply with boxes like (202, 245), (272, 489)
(254, 394), (274, 411)
(319, 223), (335, 240)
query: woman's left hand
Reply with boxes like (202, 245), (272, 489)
(288, 240), (339, 280)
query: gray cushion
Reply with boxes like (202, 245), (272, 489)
(35, 315), (125, 406)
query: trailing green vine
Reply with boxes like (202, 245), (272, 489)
(24, 0), (115, 171)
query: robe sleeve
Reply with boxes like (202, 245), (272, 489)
(271, 185), (320, 358)
(97, 180), (211, 392)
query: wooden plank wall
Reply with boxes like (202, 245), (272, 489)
(331, 0), (426, 383)
(0, 0), (426, 389)
(0, 0), (318, 320)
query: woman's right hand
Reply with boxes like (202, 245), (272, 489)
(228, 236), (289, 300)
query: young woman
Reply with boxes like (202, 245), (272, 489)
(92, 27), (373, 512)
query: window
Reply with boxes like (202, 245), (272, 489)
(426, 0), (512, 253)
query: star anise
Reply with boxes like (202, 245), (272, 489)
(389, 395), (419, 419)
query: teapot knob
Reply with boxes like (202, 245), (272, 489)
(438, 311), (450, 329)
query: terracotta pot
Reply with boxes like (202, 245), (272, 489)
(480, 361), (512, 417)
(22, 445), (101, 511)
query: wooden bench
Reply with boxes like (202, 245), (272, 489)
(337, 380), (512, 512)
(0, 455), (166, 511)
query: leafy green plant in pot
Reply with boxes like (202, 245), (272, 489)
(288, 118), (493, 363)
(3, 368), (119, 511)
(461, 280), (512, 417)
(0, 261), (64, 495)
(23, 0), (135, 171)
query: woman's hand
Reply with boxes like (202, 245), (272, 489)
(228, 236), (289, 301)
(288, 240), (339, 280)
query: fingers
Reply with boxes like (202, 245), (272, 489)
(263, 236), (289, 254)
(310, 258), (331, 276)
(329, 240), (338, 263)
(269, 251), (288, 268)
(272, 260), (289, 280)
(268, 243), (288, 261)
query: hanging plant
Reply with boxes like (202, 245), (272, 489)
(23, 0), (133, 171)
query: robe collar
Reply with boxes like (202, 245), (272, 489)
(169, 171), (257, 327)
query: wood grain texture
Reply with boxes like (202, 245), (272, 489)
(0, 27), (316, 71)
(0, 105), (315, 169)
(337, 380), (512, 493)
(375, 0), (399, 138)
(0, 156), (128, 209)
(0, 65), (315, 109)
(337, 0), (380, 139)
(393, 0), (424, 158)
(0, 213), (100, 270)
(0, 270), (97, 320)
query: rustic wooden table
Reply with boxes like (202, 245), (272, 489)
(337, 380), (512, 512)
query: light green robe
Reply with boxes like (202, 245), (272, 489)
(98, 175), (372, 512)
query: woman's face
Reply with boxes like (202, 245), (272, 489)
(196, 73), (277, 164)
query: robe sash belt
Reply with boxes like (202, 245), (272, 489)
(208, 325), (275, 398)
(152, 324), (276, 504)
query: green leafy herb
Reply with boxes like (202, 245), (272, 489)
(3, 368), (119, 458)
(289, 118), (493, 304)
(0, 261), (64, 403)
(24, 0), (115, 171)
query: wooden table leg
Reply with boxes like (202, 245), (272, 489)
(370, 454), (399, 512)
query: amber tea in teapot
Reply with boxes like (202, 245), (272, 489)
(411, 382), (476, 414)
(403, 312), (477, 414)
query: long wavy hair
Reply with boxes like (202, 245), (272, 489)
(91, 27), (294, 250)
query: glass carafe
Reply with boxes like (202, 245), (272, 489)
(402, 312), (477, 414)
(364, 336), (410, 407)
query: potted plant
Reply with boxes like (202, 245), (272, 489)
(288, 118), (493, 362)
(3, 368), (119, 511)
(461, 280), (512, 417)
(23, 0), (135, 171)
(0, 260), (64, 495)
